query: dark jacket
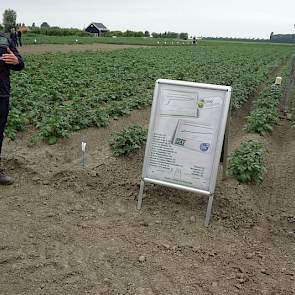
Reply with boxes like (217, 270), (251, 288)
(0, 32), (24, 98)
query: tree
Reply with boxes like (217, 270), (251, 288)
(2, 9), (17, 33)
(40, 22), (50, 29)
(144, 30), (150, 37)
(179, 32), (188, 40)
(152, 32), (160, 38)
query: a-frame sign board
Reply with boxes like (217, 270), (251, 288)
(137, 79), (232, 226)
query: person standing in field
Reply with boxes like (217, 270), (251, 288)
(10, 28), (18, 47)
(17, 29), (22, 47)
(0, 31), (24, 185)
(192, 36), (196, 45)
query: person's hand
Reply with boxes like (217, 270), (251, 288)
(1, 48), (19, 65)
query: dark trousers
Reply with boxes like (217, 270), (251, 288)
(12, 38), (18, 47)
(0, 98), (10, 158)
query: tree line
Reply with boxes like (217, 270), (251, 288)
(103, 30), (188, 40)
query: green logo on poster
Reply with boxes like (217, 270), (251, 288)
(175, 138), (186, 146)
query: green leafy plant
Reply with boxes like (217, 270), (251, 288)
(245, 107), (278, 134)
(228, 140), (266, 184)
(5, 109), (27, 140)
(36, 105), (72, 144)
(109, 125), (147, 156)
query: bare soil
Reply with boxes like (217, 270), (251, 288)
(19, 43), (146, 55)
(0, 46), (294, 294)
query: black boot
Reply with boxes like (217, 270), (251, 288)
(0, 167), (14, 185)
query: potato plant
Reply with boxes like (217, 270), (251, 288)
(228, 140), (266, 184)
(109, 125), (147, 156)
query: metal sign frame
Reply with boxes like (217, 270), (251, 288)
(137, 79), (232, 226)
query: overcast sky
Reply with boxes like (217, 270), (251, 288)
(1, 0), (294, 38)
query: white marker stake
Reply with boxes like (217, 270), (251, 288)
(81, 141), (87, 167)
(275, 77), (282, 85)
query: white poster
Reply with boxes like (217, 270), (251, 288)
(142, 80), (231, 194)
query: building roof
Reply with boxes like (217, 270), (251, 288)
(90, 22), (108, 31)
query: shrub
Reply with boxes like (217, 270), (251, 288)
(228, 140), (266, 184)
(29, 27), (90, 37)
(109, 125), (147, 156)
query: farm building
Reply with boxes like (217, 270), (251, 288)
(85, 22), (108, 36)
(270, 32), (295, 43)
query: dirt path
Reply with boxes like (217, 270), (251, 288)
(19, 43), (146, 55)
(0, 74), (295, 293)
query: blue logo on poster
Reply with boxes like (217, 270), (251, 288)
(200, 143), (210, 152)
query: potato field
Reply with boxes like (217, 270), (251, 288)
(9, 43), (293, 143)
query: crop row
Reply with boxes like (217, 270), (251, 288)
(8, 44), (293, 143)
(228, 61), (292, 184)
(245, 64), (290, 134)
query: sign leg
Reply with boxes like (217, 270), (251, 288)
(204, 194), (214, 227)
(222, 102), (231, 180)
(222, 130), (229, 180)
(137, 179), (145, 210)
